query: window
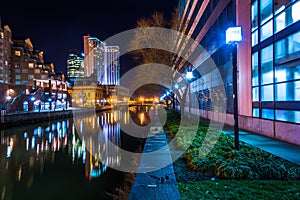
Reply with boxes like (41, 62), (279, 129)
(15, 75), (21, 80)
(276, 110), (300, 123)
(262, 109), (274, 120)
(275, 30), (300, 64)
(41, 75), (47, 79)
(275, 81), (300, 101)
(15, 81), (21, 84)
(22, 69), (28, 73)
(251, 0), (258, 30)
(261, 85), (274, 101)
(252, 52), (259, 86)
(252, 87), (259, 101)
(28, 75), (34, 80)
(275, 64), (300, 82)
(34, 69), (40, 73)
(28, 63), (34, 68)
(252, 30), (258, 46)
(261, 45), (273, 84)
(260, 19), (273, 41)
(15, 51), (21, 56)
(22, 81), (28, 85)
(275, 1), (300, 33)
(260, 0), (273, 24)
(251, 0), (300, 123)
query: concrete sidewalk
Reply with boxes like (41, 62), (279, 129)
(222, 128), (300, 166)
(128, 107), (180, 200)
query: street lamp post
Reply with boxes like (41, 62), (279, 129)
(186, 71), (194, 119)
(226, 26), (242, 150)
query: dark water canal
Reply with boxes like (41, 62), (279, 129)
(0, 106), (151, 200)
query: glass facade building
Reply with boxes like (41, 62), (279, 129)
(83, 35), (105, 83)
(104, 46), (120, 85)
(251, 0), (300, 123)
(67, 49), (84, 81)
(176, 0), (300, 145)
(175, 0), (235, 113)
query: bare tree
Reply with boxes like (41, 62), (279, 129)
(129, 9), (190, 117)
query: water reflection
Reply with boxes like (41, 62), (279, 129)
(0, 108), (132, 200)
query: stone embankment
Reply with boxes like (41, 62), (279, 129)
(0, 106), (112, 128)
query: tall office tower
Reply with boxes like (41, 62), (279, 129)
(104, 46), (120, 85)
(0, 19), (12, 84)
(67, 49), (84, 82)
(83, 35), (105, 83)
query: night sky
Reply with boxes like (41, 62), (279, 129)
(0, 0), (178, 76)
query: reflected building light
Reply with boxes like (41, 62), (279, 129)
(52, 137), (57, 151)
(26, 138), (29, 151)
(52, 123), (56, 131)
(82, 150), (86, 164)
(37, 144), (40, 155)
(49, 133), (52, 143)
(139, 112), (145, 125)
(82, 136), (86, 150)
(57, 137), (60, 151)
(124, 111), (130, 124)
(38, 127), (42, 137)
(34, 128), (38, 136)
(45, 141), (49, 151)
(64, 136), (68, 146)
(80, 121), (83, 134)
(31, 137), (35, 149)
(24, 132), (28, 138)
(72, 123), (75, 136)
(97, 116), (100, 128)
(17, 165), (22, 181)
(41, 140), (44, 152)
(6, 145), (12, 157)
(9, 138), (14, 149)
(57, 124), (62, 137)
(101, 115), (104, 125)
(62, 126), (66, 137)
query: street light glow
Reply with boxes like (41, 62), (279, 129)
(186, 71), (194, 79)
(226, 26), (242, 44)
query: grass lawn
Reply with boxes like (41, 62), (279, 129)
(177, 180), (300, 200)
(163, 109), (300, 199)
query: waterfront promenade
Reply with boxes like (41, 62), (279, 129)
(129, 107), (180, 200)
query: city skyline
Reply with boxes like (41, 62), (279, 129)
(0, 0), (178, 76)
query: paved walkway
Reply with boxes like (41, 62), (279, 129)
(222, 128), (300, 166)
(129, 107), (180, 200)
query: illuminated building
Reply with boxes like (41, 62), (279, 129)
(104, 46), (120, 85)
(71, 78), (106, 107)
(83, 35), (120, 85)
(0, 19), (12, 84)
(175, 0), (300, 145)
(67, 49), (84, 82)
(11, 37), (49, 86)
(83, 35), (105, 83)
